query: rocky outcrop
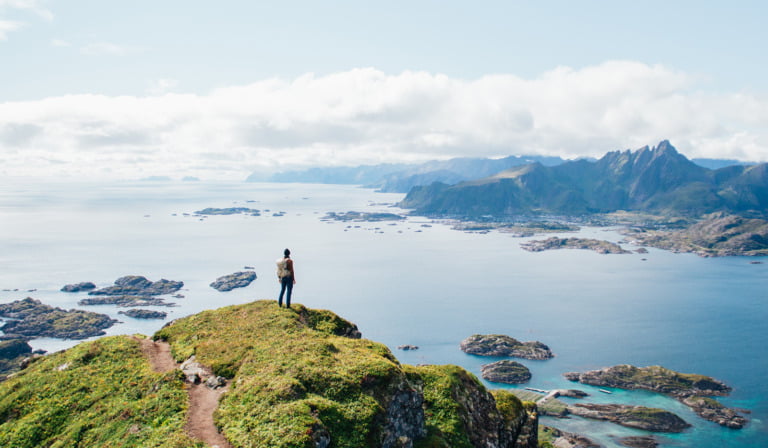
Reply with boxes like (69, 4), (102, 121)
(565, 364), (747, 429)
(564, 365), (731, 397)
(0, 298), (117, 340)
(0, 339), (34, 380)
(521, 237), (630, 254)
(568, 403), (690, 432)
(61, 282), (96, 292)
(461, 334), (553, 360)
(616, 435), (658, 448)
(209, 271), (257, 292)
(118, 309), (168, 319)
(89, 276), (183, 296)
(540, 426), (599, 448)
(481, 360), (531, 384)
(622, 213), (768, 257)
(681, 396), (748, 429)
(79, 296), (176, 307)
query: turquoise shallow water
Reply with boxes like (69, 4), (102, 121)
(0, 180), (765, 447)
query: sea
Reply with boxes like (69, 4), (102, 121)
(0, 179), (765, 448)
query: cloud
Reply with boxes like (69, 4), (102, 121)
(0, 0), (53, 20)
(80, 41), (142, 56)
(0, 19), (22, 40)
(146, 78), (178, 95)
(0, 62), (767, 179)
(50, 38), (70, 47)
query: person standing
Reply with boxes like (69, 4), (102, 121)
(276, 248), (296, 307)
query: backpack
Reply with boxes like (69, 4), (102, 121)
(276, 258), (291, 278)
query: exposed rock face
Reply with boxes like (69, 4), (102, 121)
(61, 282), (96, 292)
(118, 309), (168, 319)
(461, 334), (553, 360)
(565, 364), (747, 429)
(380, 379), (426, 448)
(568, 403), (690, 432)
(89, 276), (183, 296)
(481, 360), (532, 384)
(521, 237), (630, 254)
(209, 271), (257, 292)
(0, 298), (117, 340)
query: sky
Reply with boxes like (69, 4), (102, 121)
(1, 0), (767, 180)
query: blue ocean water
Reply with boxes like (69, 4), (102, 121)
(0, 180), (765, 447)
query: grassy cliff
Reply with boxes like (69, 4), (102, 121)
(0, 300), (537, 448)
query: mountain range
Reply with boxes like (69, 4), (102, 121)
(249, 156), (566, 193)
(399, 141), (768, 218)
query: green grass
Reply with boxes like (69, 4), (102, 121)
(0, 336), (199, 448)
(0, 300), (533, 448)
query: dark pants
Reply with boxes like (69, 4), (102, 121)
(279, 276), (293, 307)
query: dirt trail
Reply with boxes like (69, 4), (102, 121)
(136, 337), (177, 373)
(134, 336), (232, 448)
(186, 384), (232, 448)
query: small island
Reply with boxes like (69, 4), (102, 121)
(210, 271), (257, 292)
(460, 334), (553, 360)
(117, 309), (168, 319)
(568, 403), (690, 433)
(564, 364), (748, 428)
(480, 360), (531, 384)
(61, 282), (96, 293)
(88, 275), (183, 297)
(0, 298), (117, 340)
(321, 211), (406, 222)
(521, 237), (630, 254)
(194, 207), (261, 216)
(79, 296), (176, 307)
(622, 213), (768, 257)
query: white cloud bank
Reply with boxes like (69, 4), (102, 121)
(1, 61), (767, 179)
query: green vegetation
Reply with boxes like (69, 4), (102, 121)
(0, 300), (536, 447)
(0, 336), (198, 448)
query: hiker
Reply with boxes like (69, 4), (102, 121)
(276, 248), (296, 307)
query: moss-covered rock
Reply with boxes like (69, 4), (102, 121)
(480, 361), (531, 384)
(568, 403), (690, 432)
(460, 334), (553, 360)
(153, 300), (537, 447)
(564, 364), (747, 429)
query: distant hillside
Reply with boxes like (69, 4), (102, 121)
(399, 141), (768, 219)
(250, 155), (565, 193)
(0, 301), (537, 448)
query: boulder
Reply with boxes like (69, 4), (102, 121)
(480, 360), (532, 384)
(61, 282), (96, 292)
(210, 271), (258, 292)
